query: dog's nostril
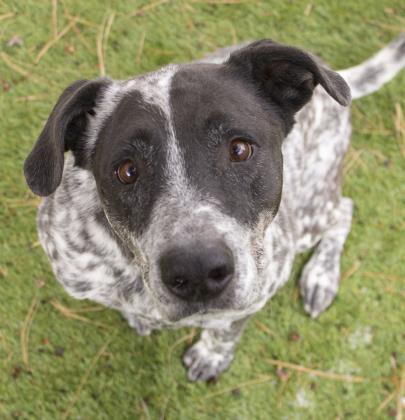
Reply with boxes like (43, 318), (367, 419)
(209, 265), (229, 282)
(174, 277), (187, 288)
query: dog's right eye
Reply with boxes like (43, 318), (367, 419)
(116, 160), (138, 184)
(229, 138), (253, 162)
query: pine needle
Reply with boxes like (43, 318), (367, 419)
(35, 18), (77, 64)
(368, 20), (405, 33)
(377, 391), (396, 412)
(135, 31), (146, 65)
(255, 320), (276, 337)
(201, 374), (274, 400)
(61, 334), (116, 419)
(394, 103), (405, 158)
(363, 272), (403, 282)
(191, 0), (255, 4)
(304, 3), (313, 16)
(0, 12), (14, 21)
(20, 294), (39, 369)
(343, 148), (366, 176)
(0, 332), (13, 367)
(130, 0), (169, 17)
(1, 52), (41, 84)
(266, 359), (366, 383)
(4, 197), (41, 207)
(72, 24), (92, 52)
(396, 367), (404, 420)
(385, 287), (405, 298)
(50, 299), (111, 329)
(52, 0), (58, 38)
(341, 260), (361, 282)
(97, 12), (115, 77)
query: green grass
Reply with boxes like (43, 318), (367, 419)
(1, 0), (404, 418)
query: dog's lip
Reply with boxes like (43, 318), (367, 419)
(164, 290), (239, 320)
(160, 302), (226, 323)
(163, 305), (207, 323)
(164, 304), (248, 324)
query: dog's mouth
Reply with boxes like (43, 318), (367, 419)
(163, 305), (238, 325)
(150, 279), (259, 326)
(153, 295), (221, 323)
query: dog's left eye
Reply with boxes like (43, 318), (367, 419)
(229, 138), (253, 162)
(116, 160), (138, 184)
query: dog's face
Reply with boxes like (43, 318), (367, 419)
(93, 64), (285, 321)
(24, 40), (350, 322)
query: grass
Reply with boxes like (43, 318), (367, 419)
(0, 0), (404, 418)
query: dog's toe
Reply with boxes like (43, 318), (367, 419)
(183, 339), (233, 382)
(303, 283), (337, 318)
(300, 260), (339, 318)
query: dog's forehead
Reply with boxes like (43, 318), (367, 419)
(103, 62), (267, 132)
(94, 61), (276, 150)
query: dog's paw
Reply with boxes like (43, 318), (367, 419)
(302, 282), (337, 318)
(183, 335), (234, 382)
(300, 259), (339, 318)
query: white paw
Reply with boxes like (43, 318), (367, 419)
(183, 335), (234, 382)
(300, 259), (339, 318)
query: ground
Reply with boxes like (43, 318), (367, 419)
(0, 0), (404, 419)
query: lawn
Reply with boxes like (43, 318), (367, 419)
(0, 0), (404, 419)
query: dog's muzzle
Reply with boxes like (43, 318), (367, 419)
(158, 239), (234, 301)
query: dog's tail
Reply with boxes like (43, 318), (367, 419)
(339, 34), (405, 100)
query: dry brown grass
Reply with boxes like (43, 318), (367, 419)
(20, 294), (39, 369)
(266, 359), (366, 383)
(50, 299), (111, 329)
(96, 12), (115, 76)
(61, 333), (116, 419)
(130, 0), (170, 17)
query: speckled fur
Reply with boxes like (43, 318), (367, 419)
(34, 35), (404, 381)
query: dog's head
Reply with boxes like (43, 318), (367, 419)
(24, 40), (350, 323)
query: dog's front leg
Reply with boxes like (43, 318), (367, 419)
(183, 317), (249, 381)
(300, 197), (354, 317)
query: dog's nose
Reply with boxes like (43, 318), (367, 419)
(159, 241), (234, 301)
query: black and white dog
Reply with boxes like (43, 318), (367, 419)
(24, 35), (404, 381)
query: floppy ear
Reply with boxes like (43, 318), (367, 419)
(24, 78), (111, 196)
(226, 40), (351, 129)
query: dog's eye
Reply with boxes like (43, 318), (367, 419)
(116, 160), (138, 184)
(229, 139), (253, 162)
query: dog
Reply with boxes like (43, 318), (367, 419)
(24, 35), (404, 381)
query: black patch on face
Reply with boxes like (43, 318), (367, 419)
(93, 91), (169, 236)
(169, 64), (285, 227)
